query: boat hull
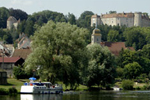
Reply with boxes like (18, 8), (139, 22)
(20, 86), (63, 94)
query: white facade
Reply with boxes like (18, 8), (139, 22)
(7, 16), (20, 29)
(91, 12), (150, 27)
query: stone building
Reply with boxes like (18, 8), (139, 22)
(91, 12), (150, 27)
(7, 16), (20, 29)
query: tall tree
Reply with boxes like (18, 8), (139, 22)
(67, 13), (76, 25)
(9, 8), (28, 20)
(0, 7), (10, 28)
(24, 21), (89, 89)
(123, 27), (146, 50)
(77, 11), (94, 28)
(124, 62), (143, 79)
(107, 30), (119, 42)
(86, 44), (115, 87)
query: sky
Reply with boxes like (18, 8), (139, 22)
(1, 0), (150, 18)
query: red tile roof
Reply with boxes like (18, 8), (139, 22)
(101, 42), (133, 56)
(0, 57), (21, 63)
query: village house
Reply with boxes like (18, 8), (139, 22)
(16, 33), (31, 49)
(0, 57), (24, 77)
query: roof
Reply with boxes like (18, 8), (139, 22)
(101, 13), (134, 18)
(92, 28), (101, 35)
(101, 42), (126, 56)
(18, 36), (31, 49)
(7, 16), (17, 22)
(0, 57), (22, 63)
(91, 14), (100, 18)
(12, 49), (32, 59)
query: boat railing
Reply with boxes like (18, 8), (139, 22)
(23, 82), (62, 88)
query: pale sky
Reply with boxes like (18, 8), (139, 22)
(1, 0), (150, 18)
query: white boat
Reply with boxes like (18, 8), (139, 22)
(20, 77), (63, 94)
(21, 94), (63, 100)
(113, 86), (121, 91)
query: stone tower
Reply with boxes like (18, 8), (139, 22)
(134, 12), (142, 27)
(7, 16), (19, 29)
(91, 28), (102, 44)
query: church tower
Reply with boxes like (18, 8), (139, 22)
(91, 28), (102, 44)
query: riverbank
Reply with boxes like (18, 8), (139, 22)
(0, 78), (148, 93)
(0, 78), (88, 92)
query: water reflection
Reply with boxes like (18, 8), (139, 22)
(21, 94), (63, 100)
(2, 90), (150, 100)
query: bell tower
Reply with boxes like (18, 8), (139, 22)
(91, 27), (102, 44)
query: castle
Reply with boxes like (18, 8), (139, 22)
(91, 12), (150, 27)
(7, 16), (20, 29)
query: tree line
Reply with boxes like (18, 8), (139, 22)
(1, 7), (150, 89)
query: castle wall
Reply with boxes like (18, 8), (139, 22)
(91, 12), (150, 27)
(101, 18), (117, 26)
(119, 17), (134, 27)
(141, 18), (150, 27)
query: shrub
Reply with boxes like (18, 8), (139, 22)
(8, 87), (18, 95)
(135, 86), (141, 90)
(0, 88), (8, 95)
(141, 85), (150, 90)
(121, 80), (134, 90)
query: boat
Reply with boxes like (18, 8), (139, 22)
(21, 94), (63, 100)
(20, 77), (63, 94)
(113, 86), (122, 91)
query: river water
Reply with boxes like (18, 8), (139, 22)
(1, 90), (150, 100)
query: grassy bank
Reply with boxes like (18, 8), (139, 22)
(0, 78), (28, 92)
(0, 78), (88, 92)
(0, 78), (148, 92)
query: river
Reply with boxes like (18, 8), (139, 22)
(1, 90), (150, 100)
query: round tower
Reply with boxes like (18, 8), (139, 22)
(134, 12), (142, 27)
(7, 16), (17, 29)
(91, 28), (102, 44)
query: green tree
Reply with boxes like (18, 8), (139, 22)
(9, 8), (28, 20)
(109, 11), (117, 14)
(141, 44), (150, 59)
(107, 30), (119, 42)
(86, 44), (115, 87)
(13, 66), (26, 79)
(24, 19), (34, 36)
(0, 7), (10, 28)
(122, 80), (134, 90)
(67, 13), (76, 25)
(124, 62), (143, 79)
(77, 11), (94, 28)
(24, 21), (89, 89)
(123, 27), (146, 50)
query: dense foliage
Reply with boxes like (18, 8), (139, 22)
(86, 44), (115, 87)
(1, 7), (150, 89)
(121, 80), (134, 90)
(24, 21), (89, 89)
